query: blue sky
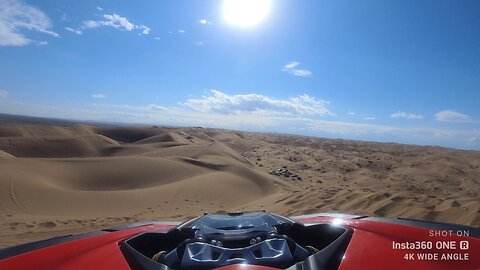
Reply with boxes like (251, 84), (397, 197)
(0, 0), (479, 150)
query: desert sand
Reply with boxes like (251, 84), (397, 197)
(0, 116), (479, 248)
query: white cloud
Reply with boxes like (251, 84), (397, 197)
(361, 117), (376, 121)
(0, 0), (60, 46)
(91, 93), (106, 99)
(138, 25), (150, 35)
(36, 40), (47, 46)
(84, 14), (135, 30)
(64, 26), (82, 35)
(96, 6), (103, 11)
(435, 110), (472, 123)
(346, 112), (356, 115)
(82, 20), (99, 29)
(284, 62), (299, 69)
(82, 13), (150, 35)
(178, 29), (186, 33)
(0, 90), (8, 99)
(282, 61), (312, 77)
(390, 111), (423, 120)
(154, 36), (160, 40)
(198, 19), (212, 25)
(184, 90), (333, 117)
(289, 69), (312, 77)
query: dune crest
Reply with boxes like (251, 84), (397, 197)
(0, 150), (13, 159)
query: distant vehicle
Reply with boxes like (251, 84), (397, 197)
(0, 211), (478, 270)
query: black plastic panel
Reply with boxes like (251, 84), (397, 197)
(0, 220), (180, 260)
(286, 228), (352, 270)
(103, 221), (181, 232)
(0, 231), (107, 260)
(121, 229), (184, 270)
(120, 214), (354, 270)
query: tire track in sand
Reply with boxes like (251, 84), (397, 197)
(0, 173), (28, 214)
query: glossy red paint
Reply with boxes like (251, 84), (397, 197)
(297, 216), (480, 270)
(0, 224), (174, 270)
(0, 216), (479, 270)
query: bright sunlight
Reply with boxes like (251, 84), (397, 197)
(223, 0), (272, 27)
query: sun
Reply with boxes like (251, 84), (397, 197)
(223, 0), (272, 27)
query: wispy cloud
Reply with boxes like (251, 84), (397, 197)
(138, 25), (150, 35)
(96, 6), (103, 11)
(91, 93), (106, 99)
(83, 14), (133, 30)
(193, 41), (204, 46)
(289, 70), (312, 77)
(178, 29), (186, 33)
(346, 112), (356, 115)
(306, 119), (394, 135)
(93, 103), (168, 112)
(468, 130), (480, 145)
(82, 13), (150, 35)
(284, 62), (299, 69)
(390, 111), (423, 120)
(282, 62), (312, 77)
(184, 90), (333, 117)
(154, 36), (160, 40)
(361, 117), (376, 121)
(64, 27), (82, 35)
(0, 90), (8, 99)
(435, 110), (472, 123)
(198, 19), (212, 25)
(0, 0), (60, 46)
(305, 118), (477, 146)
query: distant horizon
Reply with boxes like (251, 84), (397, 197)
(1, 0), (479, 150)
(1, 112), (478, 152)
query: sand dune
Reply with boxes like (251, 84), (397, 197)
(94, 126), (171, 143)
(0, 120), (479, 248)
(0, 135), (118, 158)
(134, 131), (193, 144)
(0, 150), (13, 159)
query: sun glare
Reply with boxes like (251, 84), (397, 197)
(223, 0), (272, 27)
